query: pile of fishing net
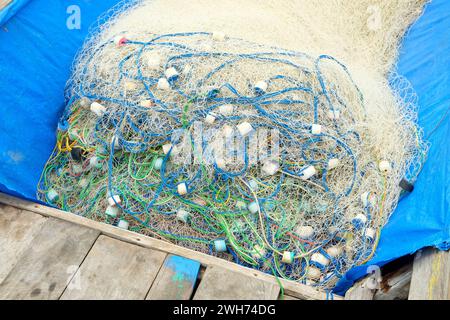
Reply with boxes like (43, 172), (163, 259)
(37, 0), (428, 288)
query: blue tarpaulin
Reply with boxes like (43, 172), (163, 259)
(0, 0), (123, 199)
(0, 0), (448, 294)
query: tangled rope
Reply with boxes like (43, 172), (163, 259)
(37, 32), (427, 288)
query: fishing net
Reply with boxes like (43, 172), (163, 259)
(37, 0), (428, 288)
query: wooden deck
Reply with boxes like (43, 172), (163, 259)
(0, 193), (340, 300)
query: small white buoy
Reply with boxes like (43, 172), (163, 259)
(248, 201), (260, 214)
(214, 239), (227, 252)
(124, 81), (138, 91)
(249, 179), (259, 191)
(111, 135), (121, 151)
(222, 124), (234, 138)
(327, 109), (340, 120)
(252, 245), (266, 259)
(212, 31), (226, 41)
(164, 67), (179, 81)
(326, 246), (343, 258)
(105, 205), (120, 218)
(327, 158), (340, 170)
(89, 156), (102, 169)
(301, 166), (317, 180)
(215, 157), (226, 169)
(177, 182), (188, 196)
(139, 100), (154, 108)
(307, 267), (322, 280)
(282, 251), (294, 264)
(157, 78), (171, 90)
(311, 124), (322, 135)
(378, 160), (392, 174)
(237, 122), (254, 137)
(352, 213), (368, 225)
(154, 157), (164, 170)
(90, 102), (106, 117)
(365, 227), (377, 240)
(176, 209), (190, 223)
(108, 195), (121, 207)
(218, 104), (234, 115)
(47, 189), (59, 202)
(79, 97), (90, 108)
(254, 81), (268, 95)
(204, 113), (216, 125)
(261, 160), (279, 176)
(162, 143), (172, 155)
(311, 253), (330, 266)
(117, 219), (129, 230)
(295, 226), (314, 239)
(146, 53), (162, 70)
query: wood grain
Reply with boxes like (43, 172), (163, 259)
(0, 205), (46, 283)
(345, 278), (375, 300)
(193, 265), (280, 300)
(374, 264), (412, 300)
(0, 192), (342, 300)
(61, 235), (167, 300)
(0, 218), (99, 300)
(409, 248), (450, 300)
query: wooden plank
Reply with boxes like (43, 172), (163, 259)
(0, 0), (12, 11)
(0, 218), (99, 300)
(0, 205), (46, 283)
(409, 248), (450, 300)
(374, 264), (412, 300)
(61, 235), (167, 300)
(0, 192), (342, 300)
(280, 294), (300, 300)
(345, 278), (375, 300)
(193, 265), (279, 300)
(146, 254), (200, 300)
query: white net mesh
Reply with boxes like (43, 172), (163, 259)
(37, 0), (428, 288)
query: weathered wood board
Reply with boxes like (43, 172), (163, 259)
(146, 254), (200, 300)
(409, 248), (450, 300)
(345, 278), (375, 300)
(374, 264), (412, 300)
(0, 217), (99, 299)
(0, 205), (46, 284)
(193, 265), (280, 300)
(61, 235), (167, 300)
(0, 193), (341, 300)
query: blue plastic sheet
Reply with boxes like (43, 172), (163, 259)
(0, 0), (448, 294)
(0, 0), (123, 199)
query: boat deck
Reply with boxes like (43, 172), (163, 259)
(0, 193), (338, 300)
